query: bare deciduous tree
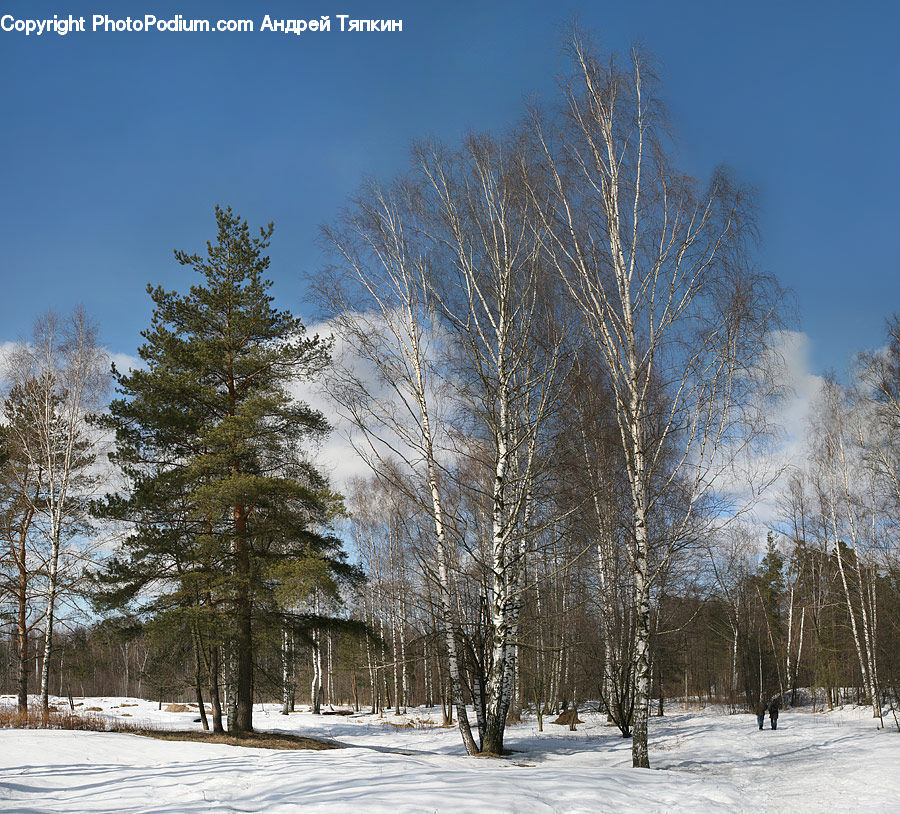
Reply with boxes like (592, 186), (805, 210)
(318, 180), (480, 753)
(526, 35), (783, 767)
(0, 382), (46, 711)
(416, 132), (570, 754)
(5, 307), (109, 712)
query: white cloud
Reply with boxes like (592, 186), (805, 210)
(109, 352), (142, 375)
(771, 330), (825, 464)
(292, 315), (456, 495)
(0, 340), (22, 390)
(288, 321), (383, 492)
(743, 330), (825, 529)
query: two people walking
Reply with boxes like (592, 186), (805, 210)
(757, 698), (779, 730)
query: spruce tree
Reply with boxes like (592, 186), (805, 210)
(758, 533), (786, 629)
(97, 206), (351, 733)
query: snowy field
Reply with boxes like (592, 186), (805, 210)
(0, 696), (897, 813)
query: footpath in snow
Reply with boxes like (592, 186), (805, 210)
(0, 697), (897, 813)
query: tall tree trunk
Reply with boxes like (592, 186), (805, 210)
(193, 629), (209, 731)
(832, 531), (871, 709)
(326, 632), (335, 707)
(310, 629), (322, 714)
(226, 646), (238, 731)
(424, 490), (473, 744)
(399, 613), (408, 713)
(232, 506), (254, 733)
(364, 596), (377, 713)
(281, 626), (294, 715)
(481, 334), (519, 756)
(419, 361), (479, 754)
(785, 577), (795, 707)
(392, 615), (401, 715)
(852, 547), (881, 724)
(631, 501), (652, 768)
(731, 621), (739, 712)
(828, 406), (878, 716)
(209, 644), (224, 733)
(39, 540), (60, 714)
(424, 636), (433, 708)
(629, 368), (652, 768)
(16, 568), (29, 712)
(791, 606), (805, 706)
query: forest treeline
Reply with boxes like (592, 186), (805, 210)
(2, 32), (899, 768)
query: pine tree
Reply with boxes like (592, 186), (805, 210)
(758, 533), (785, 629)
(97, 206), (353, 733)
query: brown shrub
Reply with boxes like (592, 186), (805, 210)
(552, 709), (582, 726)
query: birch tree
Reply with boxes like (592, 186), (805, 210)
(318, 180), (480, 753)
(416, 132), (569, 754)
(0, 383), (47, 711)
(5, 308), (109, 713)
(526, 35), (783, 767)
(811, 378), (882, 723)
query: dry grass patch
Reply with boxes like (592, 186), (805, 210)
(1, 707), (339, 750)
(0, 706), (139, 732)
(134, 729), (342, 751)
(164, 703), (191, 713)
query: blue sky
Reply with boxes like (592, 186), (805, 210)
(1, 0), (898, 374)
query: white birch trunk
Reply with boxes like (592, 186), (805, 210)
(423, 636), (432, 708)
(310, 631), (321, 714)
(326, 632), (334, 707)
(416, 355), (479, 754)
(399, 601), (409, 713)
(364, 595), (377, 713)
(281, 627), (293, 715)
(785, 577), (795, 707)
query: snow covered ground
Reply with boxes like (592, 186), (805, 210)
(0, 696), (897, 812)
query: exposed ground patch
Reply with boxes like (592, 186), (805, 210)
(133, 729), (343, 751)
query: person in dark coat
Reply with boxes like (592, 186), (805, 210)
(756, 699), (767, 730)
(768, 699), (780, 730)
